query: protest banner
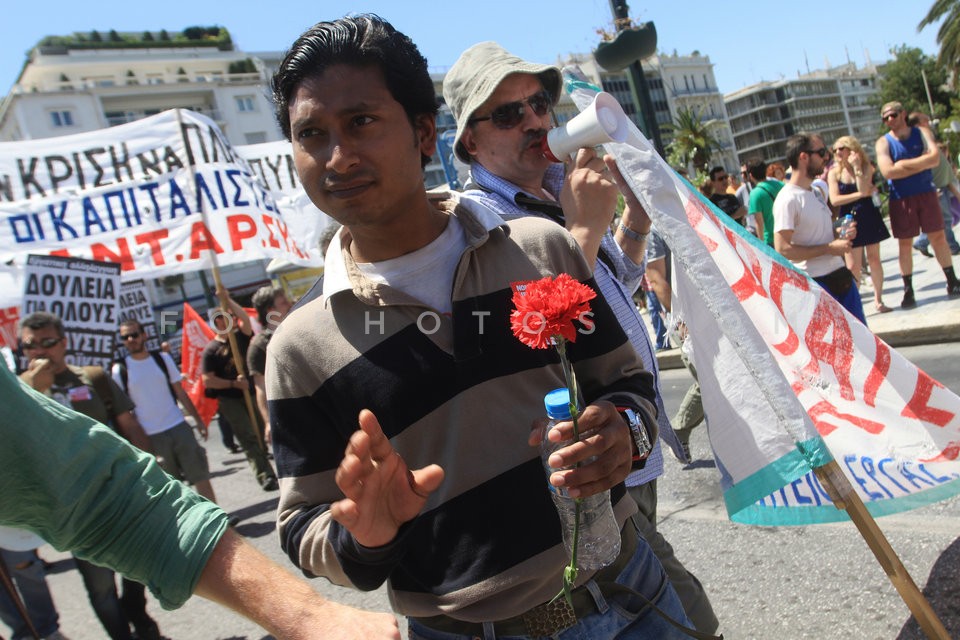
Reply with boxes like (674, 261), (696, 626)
(113, 279), (161, 360)
(181, 302), (217, 426)
(0, 110), (325, 280)
(235, 139), (337, 266)
(565, 70), (954, 637)
(0, 306), (19, 351)
(21, 254), (121, 370)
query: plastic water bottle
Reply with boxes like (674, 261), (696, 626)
(839, 213), (854, 239)
(541, 388), (621, 570)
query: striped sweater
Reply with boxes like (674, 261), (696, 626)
(267, 192), (658, 622)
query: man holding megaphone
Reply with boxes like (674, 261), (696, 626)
(443, 42), (719, 636)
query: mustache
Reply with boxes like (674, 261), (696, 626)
(322, 171), (374, 189)
(524, 129), (549, 148)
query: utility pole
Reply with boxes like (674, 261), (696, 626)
(607, 1), (665, 155)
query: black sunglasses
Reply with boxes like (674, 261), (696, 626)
(806, 147), (828, 158)
(120, 331), (142, 340)
(21, 337), (62, 350)
(882, 112), (900, 122)
(468, 91), (552, 129)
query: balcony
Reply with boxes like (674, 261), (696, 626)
(11, 71), (263, 94)
(105, 108), (224, 127)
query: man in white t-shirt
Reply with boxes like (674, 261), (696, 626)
(774, 132), (866, 324)
(112, 318), (218, 503)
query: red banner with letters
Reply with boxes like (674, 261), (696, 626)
(181, 302), (217, 426)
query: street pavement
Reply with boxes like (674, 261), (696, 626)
(19, 237), (960, 640)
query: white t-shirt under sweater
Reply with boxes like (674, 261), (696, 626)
(111, 352), (184, 435)
(355, 215), (468, 315)
(773, 181), (843, 278)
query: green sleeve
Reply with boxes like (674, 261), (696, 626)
(0, 365), (228, 609)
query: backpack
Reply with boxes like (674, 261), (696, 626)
(114, 351), (178, 405)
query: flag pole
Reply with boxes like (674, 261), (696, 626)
(174, 109), (264, 451)
(814, 460), (949, 639)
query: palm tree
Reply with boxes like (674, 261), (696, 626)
(919, 0), (960, 77)
(664, 107), (723, 173)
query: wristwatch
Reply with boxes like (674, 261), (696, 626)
(618, 407), (652, 461)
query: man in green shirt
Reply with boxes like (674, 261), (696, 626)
(747, 158), (784, 248)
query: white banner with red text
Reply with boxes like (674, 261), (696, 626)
(0, 110), (324, 280)
(566, 69), (960, 525)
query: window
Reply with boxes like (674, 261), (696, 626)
(50, 110), (74, 127)
(244, 131), (267, 144)
(235, 96), (256, 113)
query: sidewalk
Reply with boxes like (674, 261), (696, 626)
(652, 236), (960, 370)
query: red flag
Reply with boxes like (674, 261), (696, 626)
(181, 302), (218, 426)
(0, 306), (19, 350)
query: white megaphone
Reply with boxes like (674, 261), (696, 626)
(542, 92), (630, 162)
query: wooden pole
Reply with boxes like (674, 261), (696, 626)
(814, 460), (949, 639)
(174, 109), (264, 451)
(0, 555), (41, 639)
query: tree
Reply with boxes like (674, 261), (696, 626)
(919, 0), (960, 77)
(665, 107), (723, 173)
(874, 46), (951, 123)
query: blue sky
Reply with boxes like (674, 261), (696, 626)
(1, 1), (942, 97)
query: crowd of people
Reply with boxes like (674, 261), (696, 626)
(3, 11), (958, 640)
(647, 100), (960, 339)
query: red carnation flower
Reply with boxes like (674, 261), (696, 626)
(510, 273), (596, 349)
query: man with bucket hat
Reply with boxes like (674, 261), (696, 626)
(444, 42), (719, 635)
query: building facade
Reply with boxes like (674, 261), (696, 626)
(724, 62), (881, 166)
(558, 50), (738, 173)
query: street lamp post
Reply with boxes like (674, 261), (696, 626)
(597, 1), (664, 156)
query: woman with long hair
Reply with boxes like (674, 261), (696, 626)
(828, 135), (893, 313)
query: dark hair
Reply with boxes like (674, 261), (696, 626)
(785, 132), (817, 169)
(271, 14), (438, 166)
(20, 312), (65, 338)
(709, 166), (727, 181)
(120, 318), (144, 332)
(251, 285), (285, 326)
(747, 159), (767, 182)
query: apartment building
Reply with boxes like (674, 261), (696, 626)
(724, 62), (881, 166)
(556, 50), (738, 172)
(0, 28), (281, 145)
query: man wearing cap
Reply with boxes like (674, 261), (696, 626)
(876, 101), (960, 306)
(444, 42), (718, 635)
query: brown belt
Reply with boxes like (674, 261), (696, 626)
(413, 517), (639, 637)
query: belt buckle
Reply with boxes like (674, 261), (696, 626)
(521, 596), (577, 637)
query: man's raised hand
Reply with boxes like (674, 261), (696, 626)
(331, 410), (444, 547)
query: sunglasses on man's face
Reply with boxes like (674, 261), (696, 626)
(21, 337), (62, 350)
(469, 91), (552, 129)
(120, 331), (141, 341)
(806, 147), (828, 158)
(882, 112), (900, 122)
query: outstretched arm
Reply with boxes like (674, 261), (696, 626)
(195, 529), (401, 640)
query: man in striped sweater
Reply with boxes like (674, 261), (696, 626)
(266, 14), (695, 639)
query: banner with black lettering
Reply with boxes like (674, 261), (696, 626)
(0, 111), (324, 279)
(114, 279), (160, 360)
(22, 254), (121, 369)
(235, 139), (337, 261)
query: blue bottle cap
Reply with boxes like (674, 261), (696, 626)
(544, 388), (572, 419)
